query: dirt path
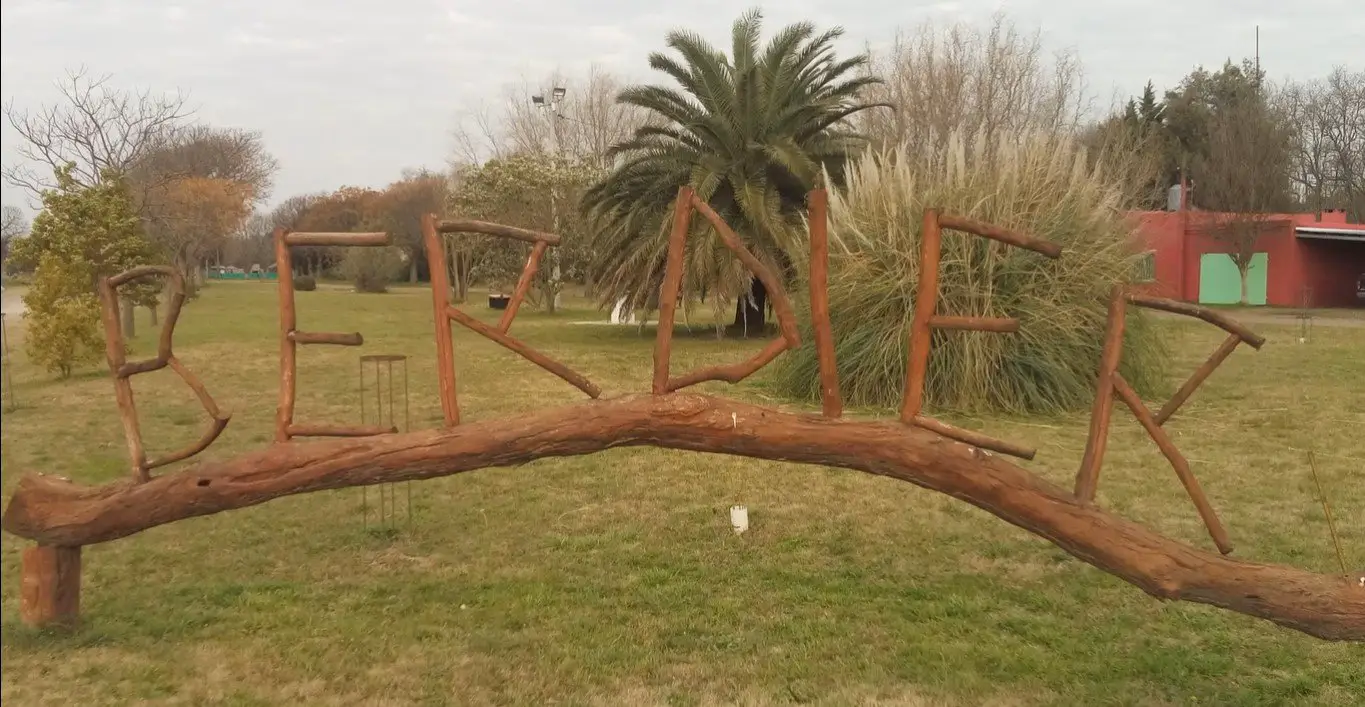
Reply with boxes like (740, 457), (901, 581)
(1, 285), (25, 317)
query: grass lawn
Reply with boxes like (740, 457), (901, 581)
(2, 281), (1362, 706)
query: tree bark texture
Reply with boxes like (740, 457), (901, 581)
(3, 393), (1362, 641)
(119, 296), (135, 339)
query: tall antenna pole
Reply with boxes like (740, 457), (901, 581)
(1255, 25), (1260, 85)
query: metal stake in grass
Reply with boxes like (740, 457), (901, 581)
(1307, 450), (1347, 577)
(1295, 286), (1313, 344)
(360, 353), (412, 530)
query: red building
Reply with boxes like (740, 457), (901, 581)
(1131, 206), (1365, 308)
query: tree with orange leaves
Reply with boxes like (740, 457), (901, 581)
(143, 177), (254, 295)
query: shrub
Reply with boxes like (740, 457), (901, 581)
(14, 167), (156, 377)
(293, 275), (317, 291)
(340, 247), (404, 293)
(772, 132), (1167, 414)
(23, 254), (104, 377)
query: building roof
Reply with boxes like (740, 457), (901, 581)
(1295, 226), (1365, 242)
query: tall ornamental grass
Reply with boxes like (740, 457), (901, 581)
(773, 132), (1167, 413)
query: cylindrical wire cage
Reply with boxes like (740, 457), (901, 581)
(359, 353), (411, 528)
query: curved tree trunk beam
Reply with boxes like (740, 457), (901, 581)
(436, 219), (561, 246)
(1125, 294), (1266, 348)
(666, 338), (789, 391)
(144, 357), (231, 471)
(3, 394), (1361, 641)
(937, 213), (1064, 259)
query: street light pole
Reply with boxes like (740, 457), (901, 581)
(532, 86), (568, 310)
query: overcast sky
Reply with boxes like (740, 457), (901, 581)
(2, 0), (1362, 214)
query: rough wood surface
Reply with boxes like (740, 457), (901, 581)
(289, 331), (364, 346)
(1075, 287), (1127, 502)
(1155, 333), (1242, 425)
(284, 232), (390, 247)
(96, 278), (149, 479)
(20, 545), (81, 629)
(499, 241), (547, 333)
(666, 338), (788, 391)
(652, 188), (694, 394)
(4, 393), (1361, 641)
(1112, 373), (1233, 554)
(144, 357), (230, 471)
(421, 214), (460, 427)
(806, 188), (842, 418)
(1125, 293), (1266, 348)
(273, 227), (297, 442)
(938, 213), (1064, 258)
(437, 219), (561, 245)
(446, 305), (601, 399)
(97, 265), (226, 480)
(901, 208), (942, 422)
(689, 195), (800, 348)
(909, 415), (1037, 460)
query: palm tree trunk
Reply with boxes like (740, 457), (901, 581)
(730, 278), (768, 336)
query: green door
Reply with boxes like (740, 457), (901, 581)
(1199, 253), (1267, 305)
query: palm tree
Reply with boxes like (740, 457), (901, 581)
(581, 9), (887, 334)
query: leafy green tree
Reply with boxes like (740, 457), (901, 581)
(451, 153), (601, 311)
(11, 165), (157, 376)
(582, 9), (887, 334)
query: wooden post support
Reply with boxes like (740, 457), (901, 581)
(807, 188), (843, 418)
(274, 227), (297, 442)
(1155, 333), (1241, 425)
(1074, 286), (1127, 502)
(652, 187), (694, 395)
(901, 208), (942, 422)
(21, 545), (81, 629)
(422, 213), (460, 427)
(498, 241), (548, 333)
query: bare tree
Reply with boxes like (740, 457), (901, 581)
(3, 68), (191, 201)
(131, 125), (278, 203)
(1280, 81), (1335, 215)
(369, 170), (449, 282)
(2, 205), (28, 266)
(222, 212), (276, 270)
(450, 65), (650, 168)
(270, 193), (324, 231)
(1197, 81), (1297, 305)
(857, 13), (1090, 152)
(219, 195), (325, 273)
(1280, 69), (1365, 220)
(130, 125), (279, 291)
